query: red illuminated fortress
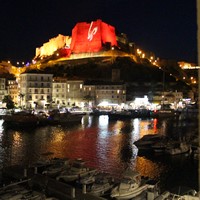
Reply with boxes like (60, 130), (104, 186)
(34, 19), (133, 62)
(70, 19), (117, 53)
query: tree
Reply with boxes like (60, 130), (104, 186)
(2, 95), (15, 110)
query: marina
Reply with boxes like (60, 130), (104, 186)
(0, 112), (199, 199)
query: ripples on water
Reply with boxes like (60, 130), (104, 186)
(0, 115), (198, 191)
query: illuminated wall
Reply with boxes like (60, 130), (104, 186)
(70, 19), (117, 53)
(35, 34), (71, 58)
(101, 21), (117, 46)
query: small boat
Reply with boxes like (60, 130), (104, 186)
(110, 169), (150, 199)
(165, 142), (191, 155)
(56, 158), (97, 182)
(134, 134), (164, 152)
(88, 173), (115, 196)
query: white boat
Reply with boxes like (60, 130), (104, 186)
(165, 142), (191, 155)
(56, 158), (97, 182)
(110, 169), (150, 200)
(88, 173), (115, 196)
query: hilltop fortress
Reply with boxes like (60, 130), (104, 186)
(34, 19), (137, 62)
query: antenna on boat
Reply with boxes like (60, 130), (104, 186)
(197, 0), (200, 193)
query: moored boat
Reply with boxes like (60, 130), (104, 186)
(110, 169), (150, 200)
(56, 158), (97, 183)
(47, 111), (83, 125)
(88, 172), (115, 197)
(3, 111), (39, 127)
(165, 142), (191, 155)
(134, 134), (164, 153)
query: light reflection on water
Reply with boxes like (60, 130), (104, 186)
(0, 116), (198, 191)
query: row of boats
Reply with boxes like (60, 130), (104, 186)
(1, 157), (199, 200)
(1, 105), (181, 129)
(2, 110), (83, 128)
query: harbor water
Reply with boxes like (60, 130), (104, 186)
(0, 114), (198, 193)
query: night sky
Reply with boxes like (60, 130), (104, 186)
(0, 0), (197, 64)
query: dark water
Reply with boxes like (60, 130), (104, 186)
(0, 115), (198, 192)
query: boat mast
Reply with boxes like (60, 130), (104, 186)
(197, 0), (200, 193)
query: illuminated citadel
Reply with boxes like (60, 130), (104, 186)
(34, 19), (119, 60)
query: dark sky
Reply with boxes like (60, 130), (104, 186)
(0, 0), (197, 64)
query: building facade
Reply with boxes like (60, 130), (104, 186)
(19, 73), (53, 109)
(0, 78), (7, 107)
(95, 83), (126, 106)
(7, 79), (19, 106)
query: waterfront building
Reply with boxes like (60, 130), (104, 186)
(83, 84), (96, 107)
(52, 78), (85, 108)
(52, 77), (68, 108)
(94, 82), (126, 107)
(7, 79), (19, 106)
(152, 91), (183, 108)
(19, 73), (53, 109)
(65, 80), (84, 107)
(0, 78), (8, 107)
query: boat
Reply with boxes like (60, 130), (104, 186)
(77, 174), (96, 185)
(42, 158), (71, 177)
(88, 172), (115, 196)
(47, 111), (83, 125)
(108, 110), (133, 120)
(56, 158), (97, 182)
(151, 141), (167, 153)
(156, 189), (200, 200)
(165, 142), (191, 155)
(3, 110), (39, 127)
(133, 134), (164, 152)
(110, 169), (150, 199)
(155, 108), (176, 118)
